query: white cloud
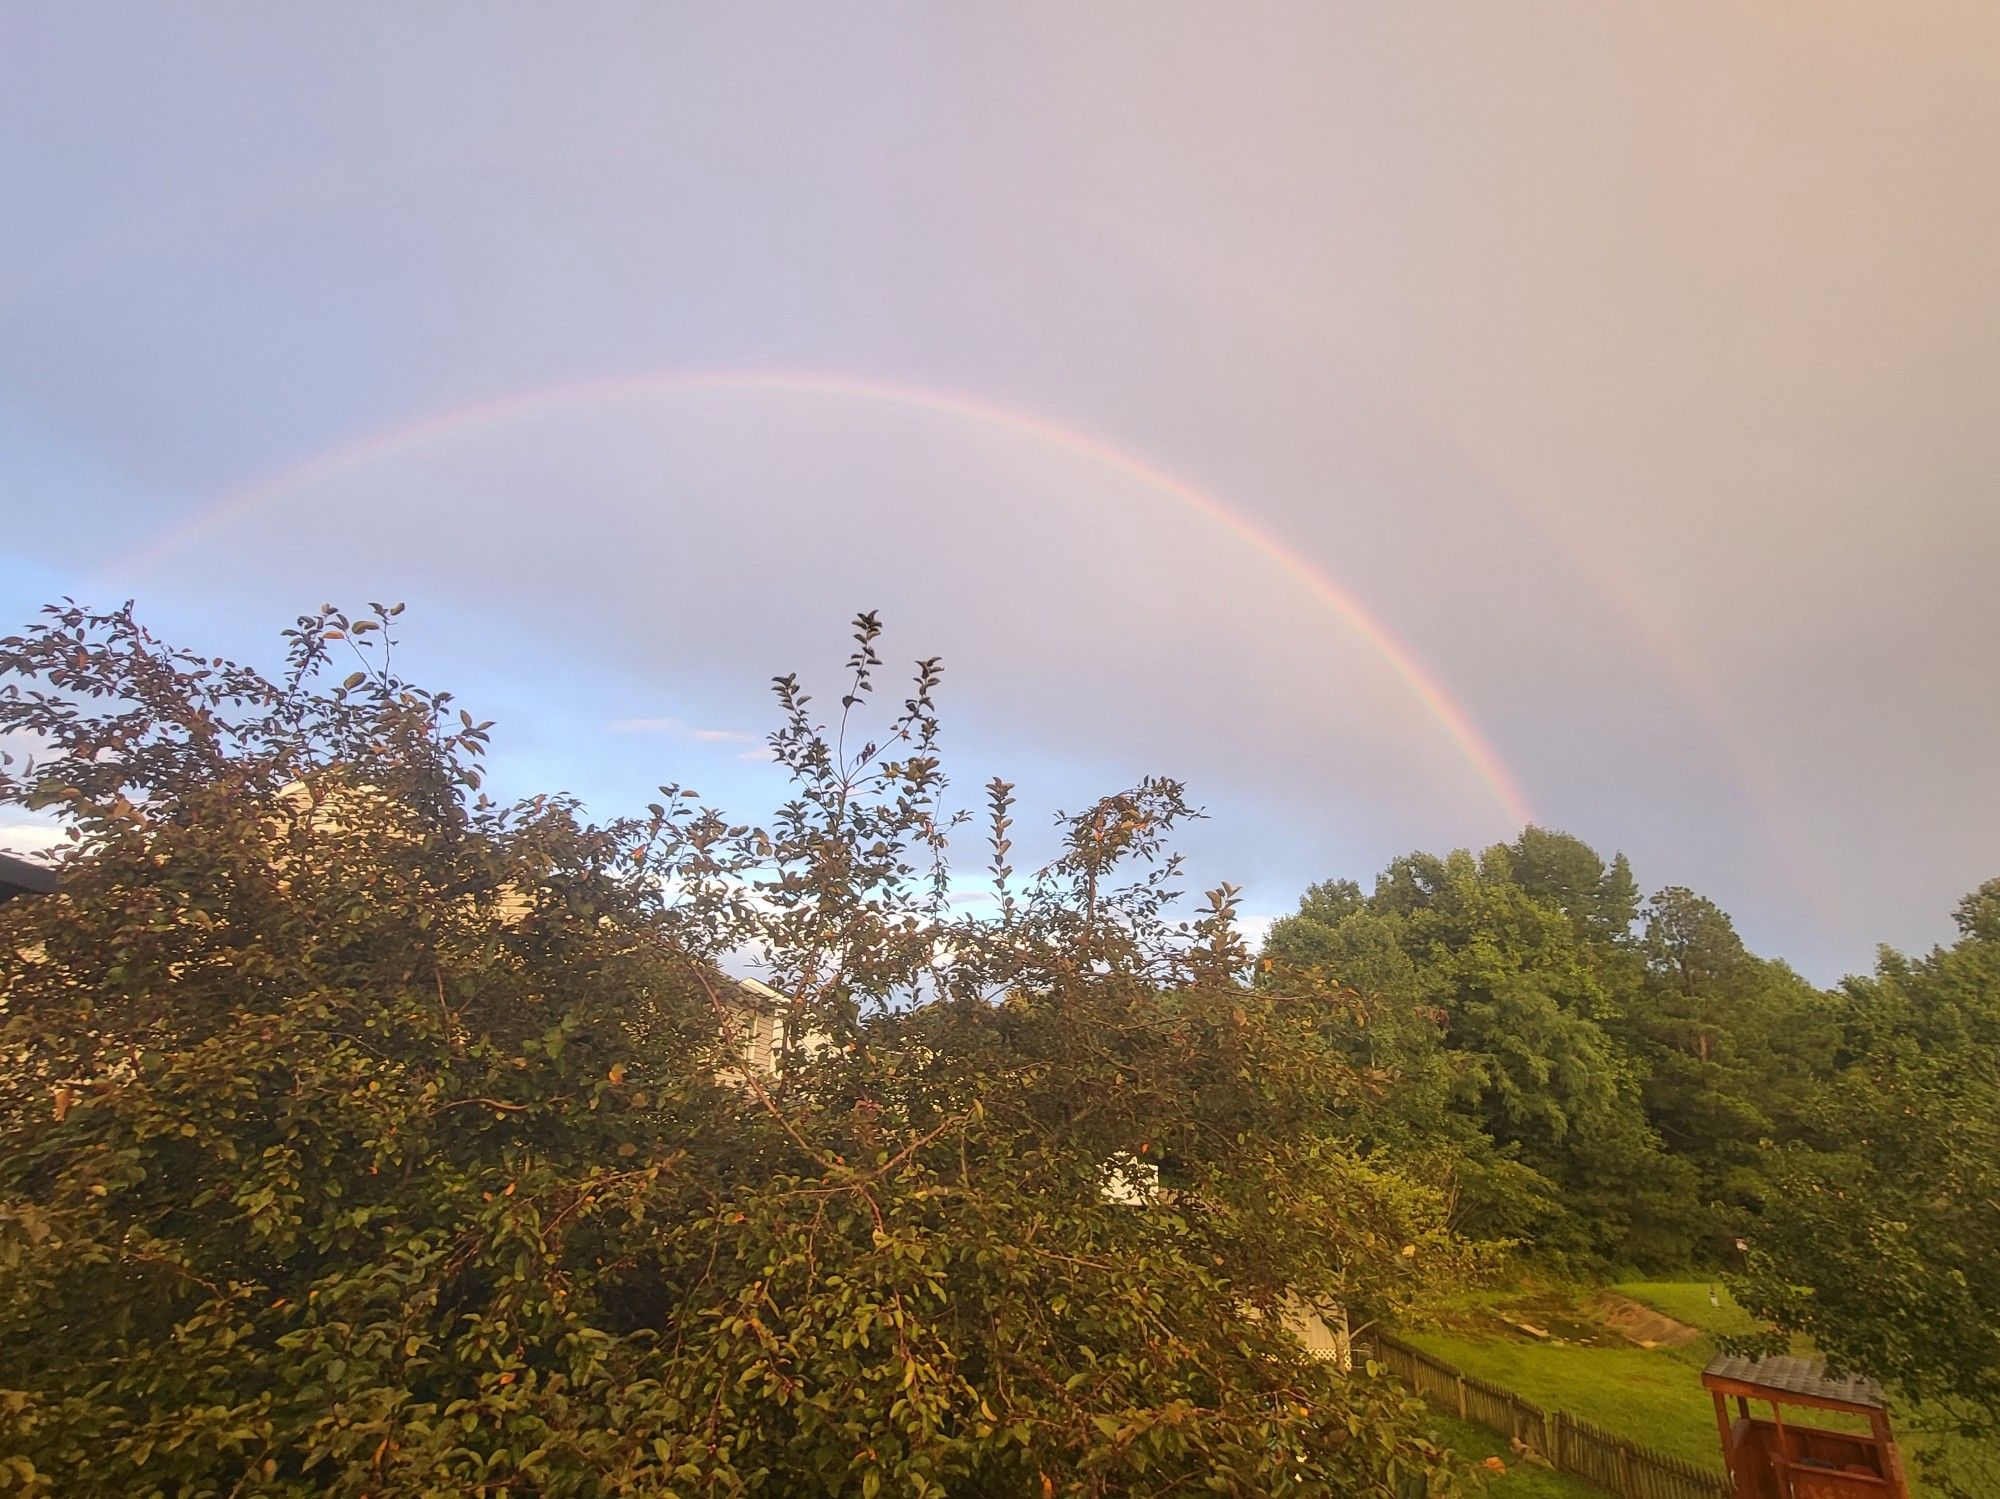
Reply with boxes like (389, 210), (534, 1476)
(0, 821), (67, 858)
(1236, 912), (1278, 954)
(608, 716), (758, 745)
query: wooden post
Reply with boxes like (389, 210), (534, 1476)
(1455, 1373), (1467, 1420)
(1617, 1442), (1634, 1498)
(1710, 1391), (1737, 1492)
(1770, 1401), (1796, 1499)
(1872, 1410), (1912, 1499)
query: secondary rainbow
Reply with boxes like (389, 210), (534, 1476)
(111, 369), (1537, 828)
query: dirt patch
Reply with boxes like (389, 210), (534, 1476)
(1591, 1290), (1701, 1348)
(1472, 1292), (1613, 1345)
(1434, 1286), (1708, 1349)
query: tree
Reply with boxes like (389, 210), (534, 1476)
(1615, 888), (1835, 1249)
(1263, 840), (1695, 1266)
(1498, 827), (1640, 959)
(1734, 881), (2000, 1496)
(0, 602), (1462, 1497)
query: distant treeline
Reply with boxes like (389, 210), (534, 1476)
(1264, 836), (1999, 1488)
(1259, 828), (1996, 1279)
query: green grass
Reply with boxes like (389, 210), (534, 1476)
(1614, 1281), (1992, 1493)
(1402, 1326), (1725, 1470)
(1403, 1279), (1991, 1497)
(1421, 1412), (1604, 1499)
(1611, 1280), (1766, 1341)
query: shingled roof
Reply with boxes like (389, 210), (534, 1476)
(0, 851), (58, 904)
(1704, 1352), (1886, 1410)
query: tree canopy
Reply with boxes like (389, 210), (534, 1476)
(5, 599), (1994, 1493)
(1264, 830), (1999, 1486)
(0, 602), (1464, 1498)
(1261, 832), (1694, 1265)
(1733, 881), (2000, 1489)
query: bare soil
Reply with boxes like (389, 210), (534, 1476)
(1439, 1286), (1707, 1349)
(1588, 1290), (1701, 1349)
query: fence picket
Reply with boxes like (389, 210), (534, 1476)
(1364, 1333), (1730, 1499)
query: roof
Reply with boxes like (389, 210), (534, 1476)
(1703, 1352), (1886, 1410)
(729, 976), (787, 1009)
(0, 851), (58, 903)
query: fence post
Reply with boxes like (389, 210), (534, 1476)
(1366, 1334), (1728, 1499)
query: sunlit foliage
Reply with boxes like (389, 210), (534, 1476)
(0, 602), (1465, 1498)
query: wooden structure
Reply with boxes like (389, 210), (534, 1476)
(1703, 1353), (1909, 1499)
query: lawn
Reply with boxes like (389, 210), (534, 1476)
(1402, 1323), (1725, 1470)
(1402, 1280), (1989, 1498)
(1421, 1412), (1603, 1499)
(1611, 1280), (1766, 1341)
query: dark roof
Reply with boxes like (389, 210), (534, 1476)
(1703, 1353), (1885, 1410)
(0, 851), (58, 902)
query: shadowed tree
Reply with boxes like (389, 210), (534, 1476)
(1734, 881), (2000, 1498)
(1608, 888), (1837, 1248)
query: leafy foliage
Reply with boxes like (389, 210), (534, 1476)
(1732, 882), (2000, 1493)
(0, 602), (1465, 1497)
(1265, 831), (2000, 1487)
(1618, 887), (1835, 1243)
(1262, 834), (1691, 1265)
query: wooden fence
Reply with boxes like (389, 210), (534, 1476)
(1364, 1332), (1730, 1499)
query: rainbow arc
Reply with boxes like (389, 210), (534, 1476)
(110, 369), (1536, 828)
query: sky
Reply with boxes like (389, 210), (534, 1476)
(2, 3), (1996, 981)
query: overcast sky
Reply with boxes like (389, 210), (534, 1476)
(3, 3), (1996, 980)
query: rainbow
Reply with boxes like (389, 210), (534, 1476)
(1356, 390), (1821, 912)
(110, 369), (1537, 827)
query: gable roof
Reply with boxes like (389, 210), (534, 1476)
(1703, 1352), (1886, 1410)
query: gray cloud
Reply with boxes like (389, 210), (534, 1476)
(2, 2), (1995, 979)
